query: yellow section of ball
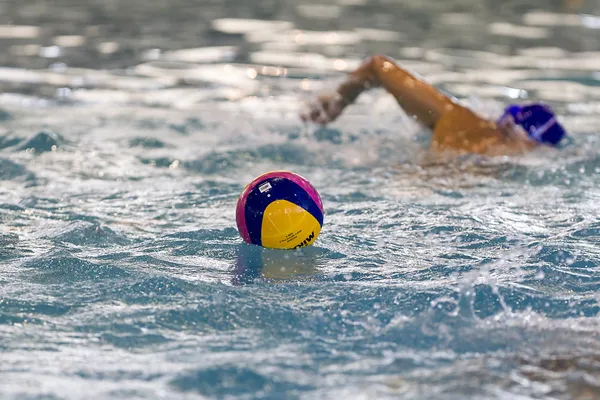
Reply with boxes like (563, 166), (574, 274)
(261, 200), (321, 249)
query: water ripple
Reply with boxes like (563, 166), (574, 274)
(22, 251), (131, 284)
(48, 221), (131, 247)
(1, 1), (599, 399)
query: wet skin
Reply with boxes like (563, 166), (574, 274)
(303, 55), (536, 156)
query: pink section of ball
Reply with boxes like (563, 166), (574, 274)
(235, 171), (324, 244)
(235, 186), (254, 244)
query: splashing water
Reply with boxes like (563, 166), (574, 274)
(1, 1), (600, 399)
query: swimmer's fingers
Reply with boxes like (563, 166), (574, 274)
(301, 99), (330, 124)
(301, 92), (346, 124)
(300, 103), (323, 124)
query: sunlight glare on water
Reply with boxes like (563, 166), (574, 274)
(0, 0), (600, 399)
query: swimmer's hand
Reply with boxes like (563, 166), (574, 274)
(301, 92), (347, 125)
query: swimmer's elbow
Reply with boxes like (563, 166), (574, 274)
(362, 55), (394, 83)
(346, 55), (389, 89)
(368, 54), (393, 64)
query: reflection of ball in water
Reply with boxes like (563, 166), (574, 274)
(236, 171), (324, 249)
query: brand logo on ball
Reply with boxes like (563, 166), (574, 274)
(293, 231), (315, 249)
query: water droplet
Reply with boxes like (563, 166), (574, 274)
(535, 270), (545, 279)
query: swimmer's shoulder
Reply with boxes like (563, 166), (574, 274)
(430, 105), (530, 155)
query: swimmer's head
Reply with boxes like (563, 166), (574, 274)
(498, 103), (566, 146)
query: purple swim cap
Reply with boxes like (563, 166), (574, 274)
(498, 103), (566, 146)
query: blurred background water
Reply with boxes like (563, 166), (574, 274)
(1, 0), (600, 399)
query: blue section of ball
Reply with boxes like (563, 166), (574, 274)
(243, 177), (324, 246)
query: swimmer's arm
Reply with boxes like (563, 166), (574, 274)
(304, 55), (458, 128)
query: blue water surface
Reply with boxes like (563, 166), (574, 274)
(1, 1), (600, 399)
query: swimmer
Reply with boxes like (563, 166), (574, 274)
(301, 55), (567, 156)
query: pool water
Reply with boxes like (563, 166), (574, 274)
(1, 1), (600, 399)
